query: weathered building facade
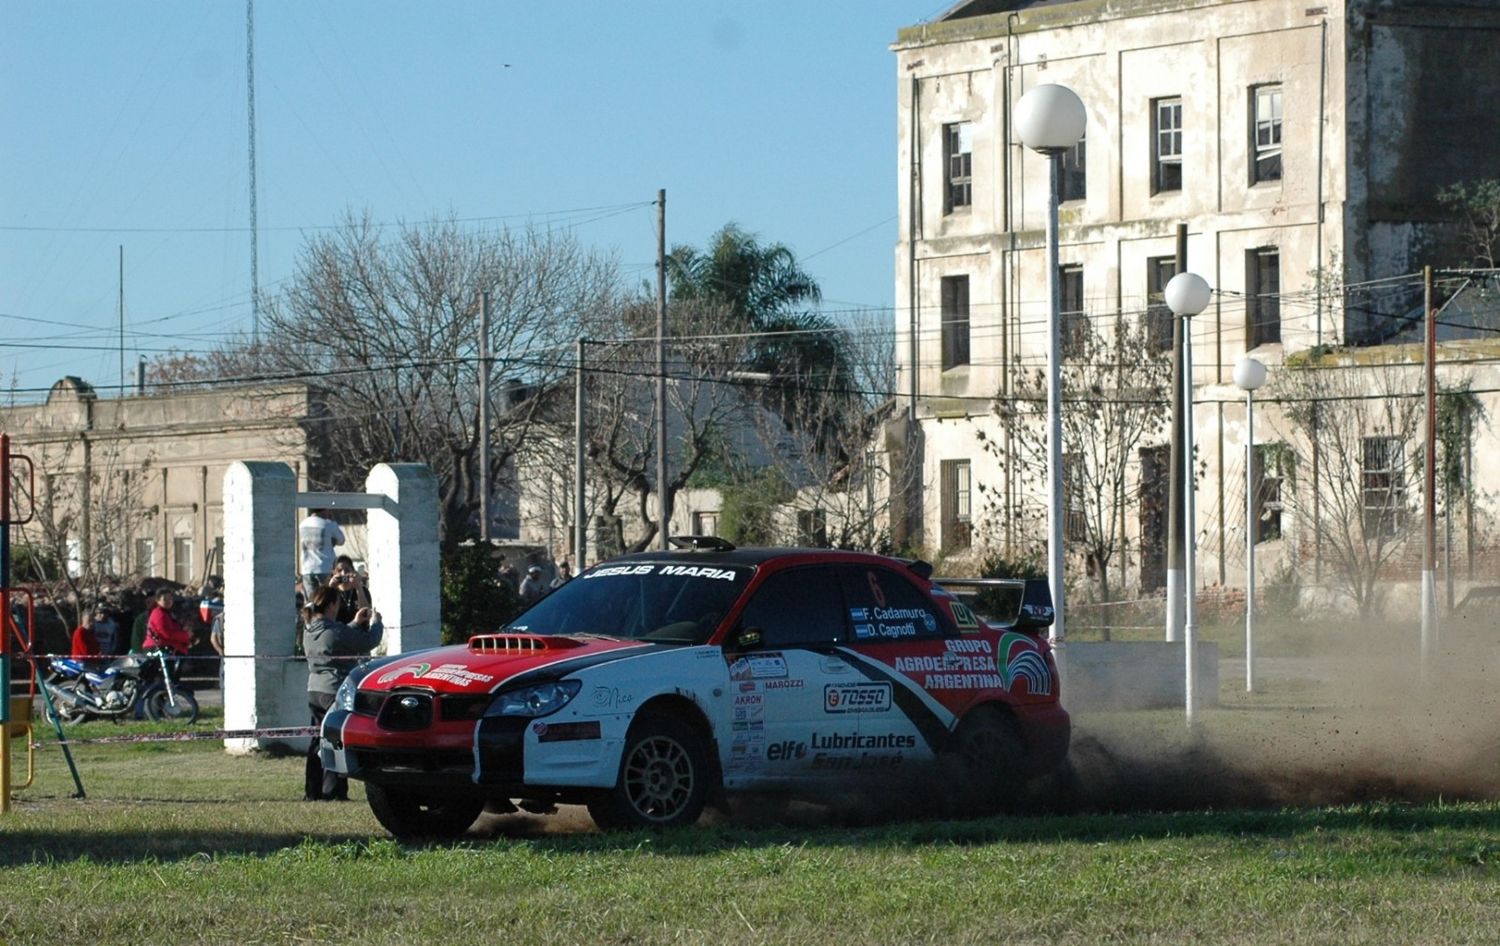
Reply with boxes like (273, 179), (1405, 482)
(891, 0), (1500, 612)
(1, 378), (329, 587)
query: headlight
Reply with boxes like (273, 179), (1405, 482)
(334, 666), (370, 713)
(484, 680), (581, 718)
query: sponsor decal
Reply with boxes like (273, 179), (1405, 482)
(738, 681), (759, 692)
(582, 563), (740, 582)
(999, 631), (1054, 696)
(733, 693), (764, 721)
(892, 639), (1009, 690)
(656, 564), (739, 581)
(590, 686), (635, 710)
(950, 601), (979, 630)
(532, 720), (602, 742)
(763, 678), (805, 690)
(824, 682), (893, 714)
(731, 720), (765, 732)
(375, 661), (495, 688)
(584, 564), (656, 579)
(810, 731), (916, 751)
(767, 739), (808, 761)
(729, 654), (788, 681)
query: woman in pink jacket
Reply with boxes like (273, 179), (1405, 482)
(142, 589), (191, 654)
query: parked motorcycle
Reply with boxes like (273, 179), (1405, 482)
(41, 649), (200, 724)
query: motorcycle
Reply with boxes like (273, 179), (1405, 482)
(41, 649), (200, 725)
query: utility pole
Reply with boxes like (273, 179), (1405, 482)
(1164, 223), (1188, 642)
(246, 0), (261, 344)
(118, 245), (125, 394)
(479, 292), (492, 543)
(575, 339), (588, 569)
(1421, 265), (1437, 672)
(655, 189), (669, 550)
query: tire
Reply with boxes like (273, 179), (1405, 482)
(587, 713), (711, 831)
(143, 687), (200, 724)
(366, 783), (484, 841)
(942, 709), (1027, 816)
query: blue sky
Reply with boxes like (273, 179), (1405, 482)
(0, 1), (940, 400)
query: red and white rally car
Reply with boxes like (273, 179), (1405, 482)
(320, 539), (1070, 837)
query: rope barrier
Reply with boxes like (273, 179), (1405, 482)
(29, 725), (318, 748)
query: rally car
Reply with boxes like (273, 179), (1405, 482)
(320, 539), (1070, 837)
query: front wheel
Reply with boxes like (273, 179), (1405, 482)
(143, 686), (200, 724)
(366, 783), (484, 840)
(587, 713), (711, 831)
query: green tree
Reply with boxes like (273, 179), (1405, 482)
(440, 544), (520, 645)
(667, 223), (858, 456)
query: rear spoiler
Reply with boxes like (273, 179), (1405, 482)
(931, 576), (1055, 632)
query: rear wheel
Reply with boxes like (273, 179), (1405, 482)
(366, 783), (484, 840)
(587, 713), (711, 830)
(942, 709), (1026, 815)
(143, 687), (200, 724)
(46, 683), (89, 724)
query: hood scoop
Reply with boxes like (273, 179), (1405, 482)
(468, 633), (586, 655)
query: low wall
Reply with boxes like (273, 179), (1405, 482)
(1055, 641), (1220, 711)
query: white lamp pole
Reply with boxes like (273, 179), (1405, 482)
(1165, 272), (1211, 725)
(1015, 83), (1086, 644)
(1234, 355), (1268, 693)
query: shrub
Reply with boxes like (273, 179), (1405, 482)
(440, 544), (521, 645)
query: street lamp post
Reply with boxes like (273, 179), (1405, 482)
(1233, 355), (1268, 693)
(1165, 272), (1211, 725)
(1015, 83), (1086, 644)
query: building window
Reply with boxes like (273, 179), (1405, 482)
(135, 537), (156, 577)
(1063, 454), (1087, 543)
(1247, 248), (1281, 346)
(941, 459), (972, 552)
(1362, 436), (1408, 537)
(1146, 256), (1178, 351)
(1252, 444), (1286, 543)
(1252, 85), (1283, 184)
(66, 537), (82, 578)
(941, 275), (970, 369)
(693, 511), (719, 536)
(1060, 265), (1087, 359)
(173, 537), (194, 585)
(796, 508), (828, 548)
(1151, 97), (1183, 194)
(1060, 132), (1086, 202)
(944, 122), (973, 213)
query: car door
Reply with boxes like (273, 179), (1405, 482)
(834, 563), (968, 764)
(722, 564), (849, 788)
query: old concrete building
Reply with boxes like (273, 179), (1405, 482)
(1, 378), (330, 586)
(890, 0), (1500, 611)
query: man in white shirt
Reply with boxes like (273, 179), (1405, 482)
(298, 509), (345, 599)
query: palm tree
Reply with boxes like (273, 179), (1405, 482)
(666, 223), (859, 456)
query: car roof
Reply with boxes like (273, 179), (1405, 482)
(602, 545), (930, 575)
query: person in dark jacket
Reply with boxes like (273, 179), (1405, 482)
(303, 582), (382, 801)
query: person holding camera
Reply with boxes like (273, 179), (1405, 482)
(303, 582), (382, 801)
(330, 555), (370, 624)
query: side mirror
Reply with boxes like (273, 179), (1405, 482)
(730, 626), (763, 651)
(1012, 579), (1055, 631)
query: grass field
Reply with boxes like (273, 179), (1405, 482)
(5, 683), (1500, 946)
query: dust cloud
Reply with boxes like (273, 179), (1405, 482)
(1053, 618), (1500, 814)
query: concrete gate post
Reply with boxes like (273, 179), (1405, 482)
(365, 463), (441, 654)
(222, 462), (306, 753)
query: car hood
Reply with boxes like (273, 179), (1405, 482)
(359, 633), (655, 695)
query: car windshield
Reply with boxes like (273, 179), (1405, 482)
(503, 561), (753, 644)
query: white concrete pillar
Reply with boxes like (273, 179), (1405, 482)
(222, 461), (308, 753)
(366, 463), (441, 653)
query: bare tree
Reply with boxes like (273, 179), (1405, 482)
(151, 213), (622, 543)
(1270, 358), (1426, 619)
(984, 315), (1172, 614)
(10, 430), (155, 631)
(740, 311), (910, 550)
